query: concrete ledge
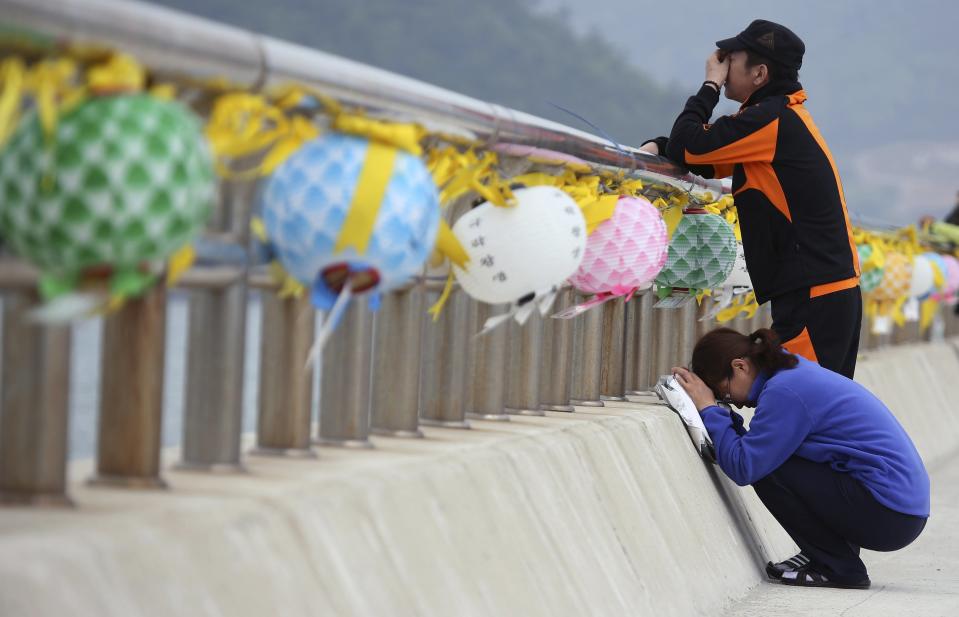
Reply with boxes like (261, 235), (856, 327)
(0, 341), (957, 616)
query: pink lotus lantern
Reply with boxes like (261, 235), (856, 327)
(940, 255), (959, 302)
(567, 195), (668, 298)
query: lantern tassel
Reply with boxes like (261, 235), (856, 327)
(304, 281), (354, 372)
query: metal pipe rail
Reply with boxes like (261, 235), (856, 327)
(0, 0), (724, 198)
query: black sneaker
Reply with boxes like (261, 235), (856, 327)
(765, 552), (810, 580)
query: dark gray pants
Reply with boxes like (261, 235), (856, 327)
(754, 456), (927, 583)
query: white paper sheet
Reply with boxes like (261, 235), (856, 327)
(654, 375), (716, 463)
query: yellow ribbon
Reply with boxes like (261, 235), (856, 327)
(429, 147), (514, 207)
(581, 194), (620, 235)
(87, 53), (145, 94)
(930, 260), (945, 291)
(891, 296), (909, 327)
(920, 298), (939, 333)
(616, 178), (645, 196)
(333, 114), (425, 156)
(0, 57), (25, 149)
(715, 298), (742, 323)
(149, 83), (177, 100)
(858, 234), (886, 271)
(165, 244), (196, 287)
(509, 172), (564, 188)
(435, 220), (469, 268)
(704, 195), (741, 242)
(205, 92), (319, 178)
(657, 199), (683, 239)
(274, 262), (306, 298)
(427, 272), (457, 321)
(29, 59), (80, 141)
(334, 140), (398, 255)
(741, 291), (759, 318)
(714, 291), (759, 323)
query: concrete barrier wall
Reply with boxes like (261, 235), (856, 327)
(0, 341), (957, 617)
(854, 341), (959, 469)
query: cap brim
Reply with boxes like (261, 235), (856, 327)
(715, 36), (746, 51)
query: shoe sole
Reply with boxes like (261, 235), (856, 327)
(779, 577), (871, 590)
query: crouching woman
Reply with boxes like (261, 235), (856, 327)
(672, 328), (929, 590)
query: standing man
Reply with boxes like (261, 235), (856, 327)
(642, 20), (861, 378)
(943, 189), (959, 226)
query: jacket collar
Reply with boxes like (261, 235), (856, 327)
(741, 79), (804, 109)
(746, 369), (770, 407)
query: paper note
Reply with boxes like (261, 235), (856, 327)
(654, 375), (716, 463)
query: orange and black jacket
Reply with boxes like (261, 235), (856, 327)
(653, 80), (860, 304)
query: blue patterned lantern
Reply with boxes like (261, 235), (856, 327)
(262, 132), (440, 310)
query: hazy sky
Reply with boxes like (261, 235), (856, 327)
(536, 0), (959, 224)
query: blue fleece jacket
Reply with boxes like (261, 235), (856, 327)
(700, 356), (930, 517)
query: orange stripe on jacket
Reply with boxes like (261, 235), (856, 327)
(782, 327), (819, 363)
(735, 161), (792, 222)
(685, 118), (779, 166)
(787, 98), (861, 277)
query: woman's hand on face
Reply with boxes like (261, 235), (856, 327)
(671, 367), (718, 412)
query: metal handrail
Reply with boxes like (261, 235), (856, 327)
(0, 0), (724, 196)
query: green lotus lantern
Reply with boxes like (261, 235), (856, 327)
(0, 93), (215, 317)
(655, 209), (737, 294)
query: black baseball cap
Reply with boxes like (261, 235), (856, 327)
(715, 19), (805, 71)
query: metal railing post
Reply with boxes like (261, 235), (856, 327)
(419, 287), (472, 428)
(539, 288), (575, 412)
(371, 284), (427, 437)
(649, 304), (677, 384)
(600, 297), (627, 401)
(624, 291), (654, 395)
(674, 299), (697, 370)
(90, 287), (168, 488)
(178, 177), (253, 472)
(570, 297), (604, 406)
(892, 317), (919, 346)
(251, 293), (317, 457)
(318, 295), (375, 447)
(0, 290), (72, 506)
(945, 304), (959, 339)
(468, 303), (511, 421)
(178, 280), (249, 471)
(504, 309), (545, 415)
(859, 305), (874, 351)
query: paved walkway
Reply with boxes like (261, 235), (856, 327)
(723, 458), (959, 617)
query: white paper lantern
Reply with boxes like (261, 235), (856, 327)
(908, 254), (935, 299)
(452, 185), (586, 305)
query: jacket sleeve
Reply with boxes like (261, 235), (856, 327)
(665, 84), (780, 175)
(700, 384), (812, 486)
(645, 135), (726, 179)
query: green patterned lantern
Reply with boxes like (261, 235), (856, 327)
(857, 243), (885, 294)
(655, 209), (737, 293)
(0, 94), (214, 311)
